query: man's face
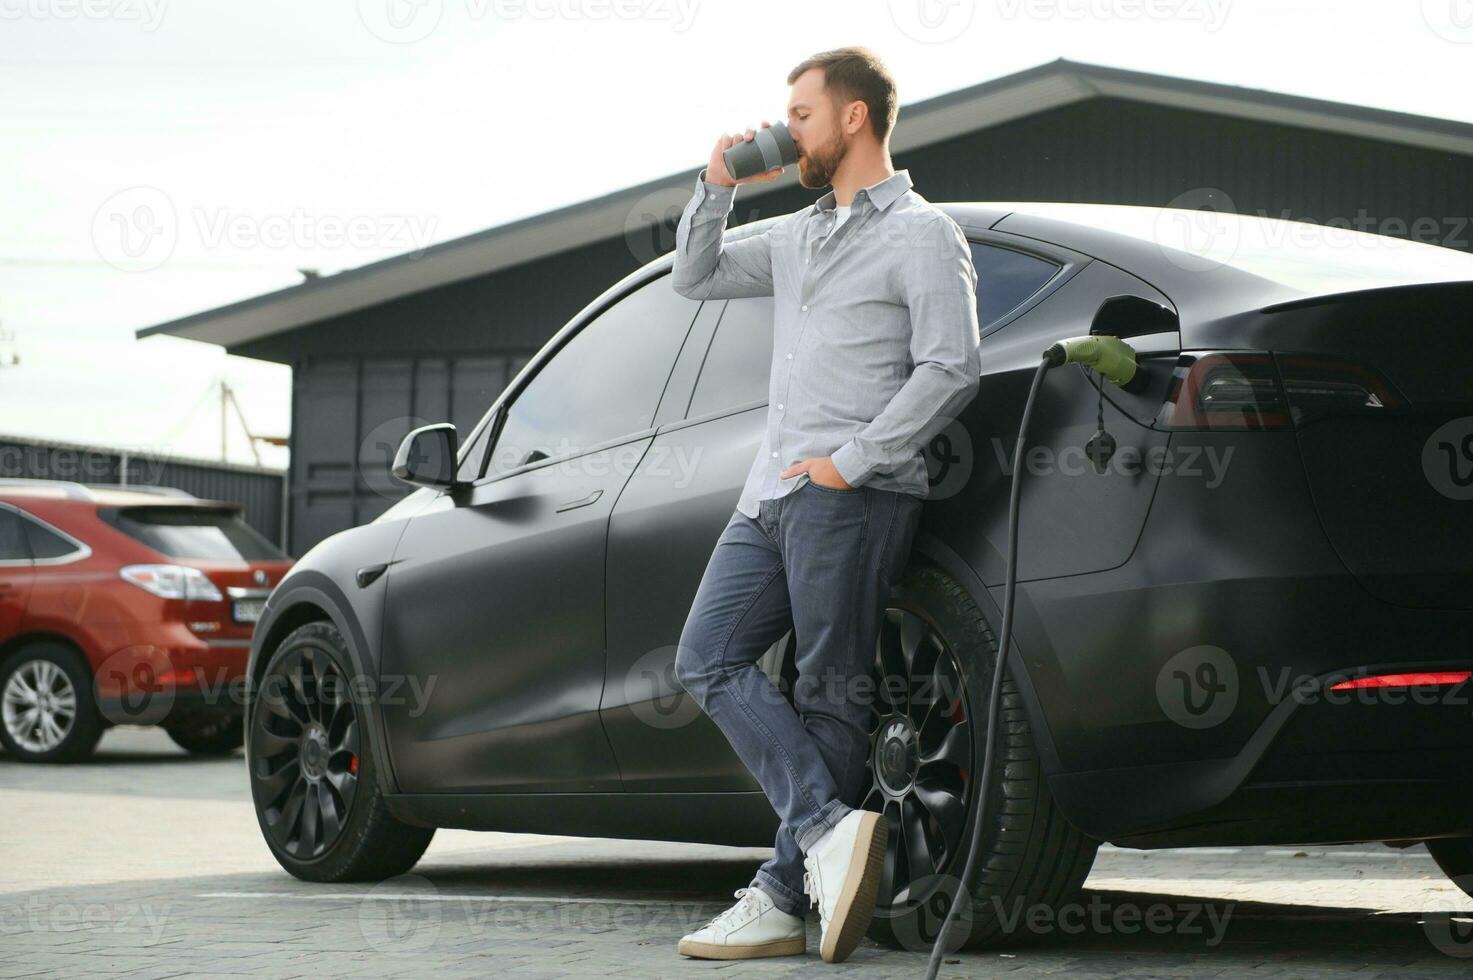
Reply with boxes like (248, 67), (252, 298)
(787, 68), (849, 190)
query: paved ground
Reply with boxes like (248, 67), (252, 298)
(2, 727), (1471, 978)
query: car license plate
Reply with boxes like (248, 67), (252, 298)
(233, 598), (266, 623)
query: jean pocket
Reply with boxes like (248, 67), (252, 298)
(805, 478), (861, 495)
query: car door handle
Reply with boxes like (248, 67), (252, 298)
(556, 489), (603, 513)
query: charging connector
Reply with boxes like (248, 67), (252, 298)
(1045, 335), (1144, 391)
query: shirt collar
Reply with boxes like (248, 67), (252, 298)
(812, 169), (912, 217)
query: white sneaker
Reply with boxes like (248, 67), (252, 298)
(677, 886), (806, 959)
(802, 809), (889, 963)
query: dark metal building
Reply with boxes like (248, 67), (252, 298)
(138, 59), (1473, 556)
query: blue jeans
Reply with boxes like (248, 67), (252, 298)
(674, 477), (924, 917)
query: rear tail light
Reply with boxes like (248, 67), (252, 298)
(1157, 352), (1290, 430)
(1158, 351), (1405, 430)
(1327, 671), (1471, 691)
(1275, 354), (1405, 425)
(119, 564), (224, 602)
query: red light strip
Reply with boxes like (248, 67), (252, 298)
(1327, 671), (1472, 691)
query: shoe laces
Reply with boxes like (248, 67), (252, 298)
(702, 887), (763, 930)
(802, 859), (825, 922)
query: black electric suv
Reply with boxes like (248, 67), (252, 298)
(244, 201), (1473, 949)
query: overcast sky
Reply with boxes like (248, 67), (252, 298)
(3, 0), (1471, 471)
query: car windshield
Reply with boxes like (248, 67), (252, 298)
(111, 506), (288, 561)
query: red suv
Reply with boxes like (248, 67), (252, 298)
(0, 479), (293, 762)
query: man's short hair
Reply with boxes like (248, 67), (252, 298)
(788, 46), (898, 144)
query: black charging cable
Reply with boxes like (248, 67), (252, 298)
(923, 354), (1054, 980)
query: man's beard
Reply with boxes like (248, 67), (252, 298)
(797, 131), (844, 189)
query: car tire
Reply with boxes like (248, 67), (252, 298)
(1426, 838), (1473, 896)
(247, 620), (435, 882)
(165, 712), (245, 755)
(863, 563), (1100, 952)
(0, 641), (104, 764)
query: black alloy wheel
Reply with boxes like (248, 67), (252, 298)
(862, 604), (972, 908)
(251, 641), (361, 860)
(860, 565), (1099, 952)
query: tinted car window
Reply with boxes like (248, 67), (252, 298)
(486, 275), (701, 476)
(687, 297), (775, 418)
(22, 516), (80, 560)
(0, 508), (28, 561)
(971, 243), (1061, 330)
(108, 507), (287, 561)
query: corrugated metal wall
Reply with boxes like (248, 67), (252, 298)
(0, 433), (287, 550)
(926, 99), (1473, 237)
(287, 353), (531, 553)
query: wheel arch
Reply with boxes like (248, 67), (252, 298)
(908, 529), (1062, 776)
(247, 573), (401, 794)
(0, 630), (91, 671)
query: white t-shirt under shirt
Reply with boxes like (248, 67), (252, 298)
(816, 204), (852, 248)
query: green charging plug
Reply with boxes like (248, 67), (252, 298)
(1045, 335), (1141, 389)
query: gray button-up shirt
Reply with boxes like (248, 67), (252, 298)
(672, 166), (982, 519)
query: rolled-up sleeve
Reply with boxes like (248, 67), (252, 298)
(671, 166), (775, 300)
(829, 214), (981, 488)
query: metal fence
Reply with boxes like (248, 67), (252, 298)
(0, 433), (288, 553)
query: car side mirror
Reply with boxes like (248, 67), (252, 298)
(1089, 294), (1179, 340)
(392, 423), (460, 491)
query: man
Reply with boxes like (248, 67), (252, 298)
(670, 46), (981, 964)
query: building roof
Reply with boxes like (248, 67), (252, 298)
(137, 58), (1473, 352)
